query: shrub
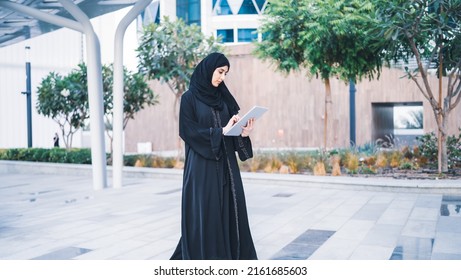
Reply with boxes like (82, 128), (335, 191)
(343, 151), (359, 174)
(67, 149), (92, 164)
(123, 154), (139, 166)
(416, 130), (461, 169)
(281, 152), (304, 173)
(0, 149), (6, 160)
(263, 156), (282, 173)
(376, 152), (388, 168)
(32, 148), (51, 162)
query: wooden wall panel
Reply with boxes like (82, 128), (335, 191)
(124, 44), (461, 153)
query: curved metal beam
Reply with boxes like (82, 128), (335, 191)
(113, 0), (153, 189)
(0, 1), (84, 32)
(59, 0), (108, 190)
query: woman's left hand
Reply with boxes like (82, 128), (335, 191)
(241, 118), (255, 137)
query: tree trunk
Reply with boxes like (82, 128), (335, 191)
(323, 78), (332, 149)
(437, 45), (444, 174)
(440, 115), (449, 173)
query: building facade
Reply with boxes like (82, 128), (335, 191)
(142, 0), (266, 43)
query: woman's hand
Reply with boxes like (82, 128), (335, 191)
(241, 118), (255, 137)
(222, 115), (240, 135)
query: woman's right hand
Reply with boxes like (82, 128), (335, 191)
(222, 115), (240, 135)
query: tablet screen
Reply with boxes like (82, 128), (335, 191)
(224, 106), (268, 136)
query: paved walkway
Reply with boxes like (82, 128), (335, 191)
(0, 162), (460, 260)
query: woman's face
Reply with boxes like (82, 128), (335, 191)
(211, 66), (229, 87)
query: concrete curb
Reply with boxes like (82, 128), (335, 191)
(1, 160), (460, 194)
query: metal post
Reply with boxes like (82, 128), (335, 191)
(58, 0), (107, 190)
(25, 46), (32, 148)
(113, 0), (152, 189)
(349, 79), (356, 146)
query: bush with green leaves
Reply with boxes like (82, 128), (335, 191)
(37, 63), (158, 151)
(417, 129), (461, 169)
(0, 148), (93, 164)
(36, 66), (89, 149)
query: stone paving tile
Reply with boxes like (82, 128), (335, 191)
(390, 236), (434, 260)
(409, 207), (440, 221)
(308, 237), (361, 260)
(436, 216), (461, 233)
(32, 247), (92, 260)
(431, 252), (461, 260)
(1, 172), (461, 261)
(113, 239), (176, 260)
(73, 239), (147, 260)
(414, 194), (443, 208)
(377, 207), (413, 226)
(349, 245), (395, 260)
(401, 220), (437, 238)
(361, 224), (403, 247)
(352, 203), (389, 221)
(332, 220), (375, 241)
(432, 232), (461, 255)
(310, 214), (350, 231)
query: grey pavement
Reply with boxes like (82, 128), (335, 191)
(0, 161), (460, 260)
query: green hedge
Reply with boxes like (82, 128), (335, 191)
(0, 148), (93, 164)
(0, 148), (177, 167)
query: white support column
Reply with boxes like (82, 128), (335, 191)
(58, 0), (107, 191)
(160, 0), (177, 20)
(201, 0), (214, 37)
(113, 0), (153, 189)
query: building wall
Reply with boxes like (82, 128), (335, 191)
(0, 29), (83, 149)
(124, 44), (461, 153)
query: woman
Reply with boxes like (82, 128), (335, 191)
(170, 52), (258, 260)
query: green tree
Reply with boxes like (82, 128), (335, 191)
(254, 0), (383, 148)
(101, 64), (159, 152)
(36, 64), (89, 149)
(372, 0), (461, 173)
(136, 16), (223, 157)
(37, 63), (158, 151)
(136, 16), (223, 118)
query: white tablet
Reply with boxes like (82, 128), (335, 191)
(224, 106), (268, 136)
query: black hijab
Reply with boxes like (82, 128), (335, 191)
(189, 52), (240, 115)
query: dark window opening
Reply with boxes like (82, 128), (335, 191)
(217, 29), (234, 43)
(238, 28), (257, 42)
(238, 0), (258, 14)
(372, 102), (424, 147)
(177, 0), (201, 26)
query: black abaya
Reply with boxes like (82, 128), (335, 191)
(170, 90), (258, 260)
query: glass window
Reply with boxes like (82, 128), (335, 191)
(372, 102), (423, 147)
(138, 2), (160, 26)
(238, 0), (258, 14)
(393, 105), (423, 130)
(255, 0), (267, 12)
(238, 28), (257, 42)
(216, 0), (233, 15)
(217, 29), (234, 43)
(177, 0), (201, 25)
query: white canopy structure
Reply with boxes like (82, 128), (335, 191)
(0, 0), (153, 190)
